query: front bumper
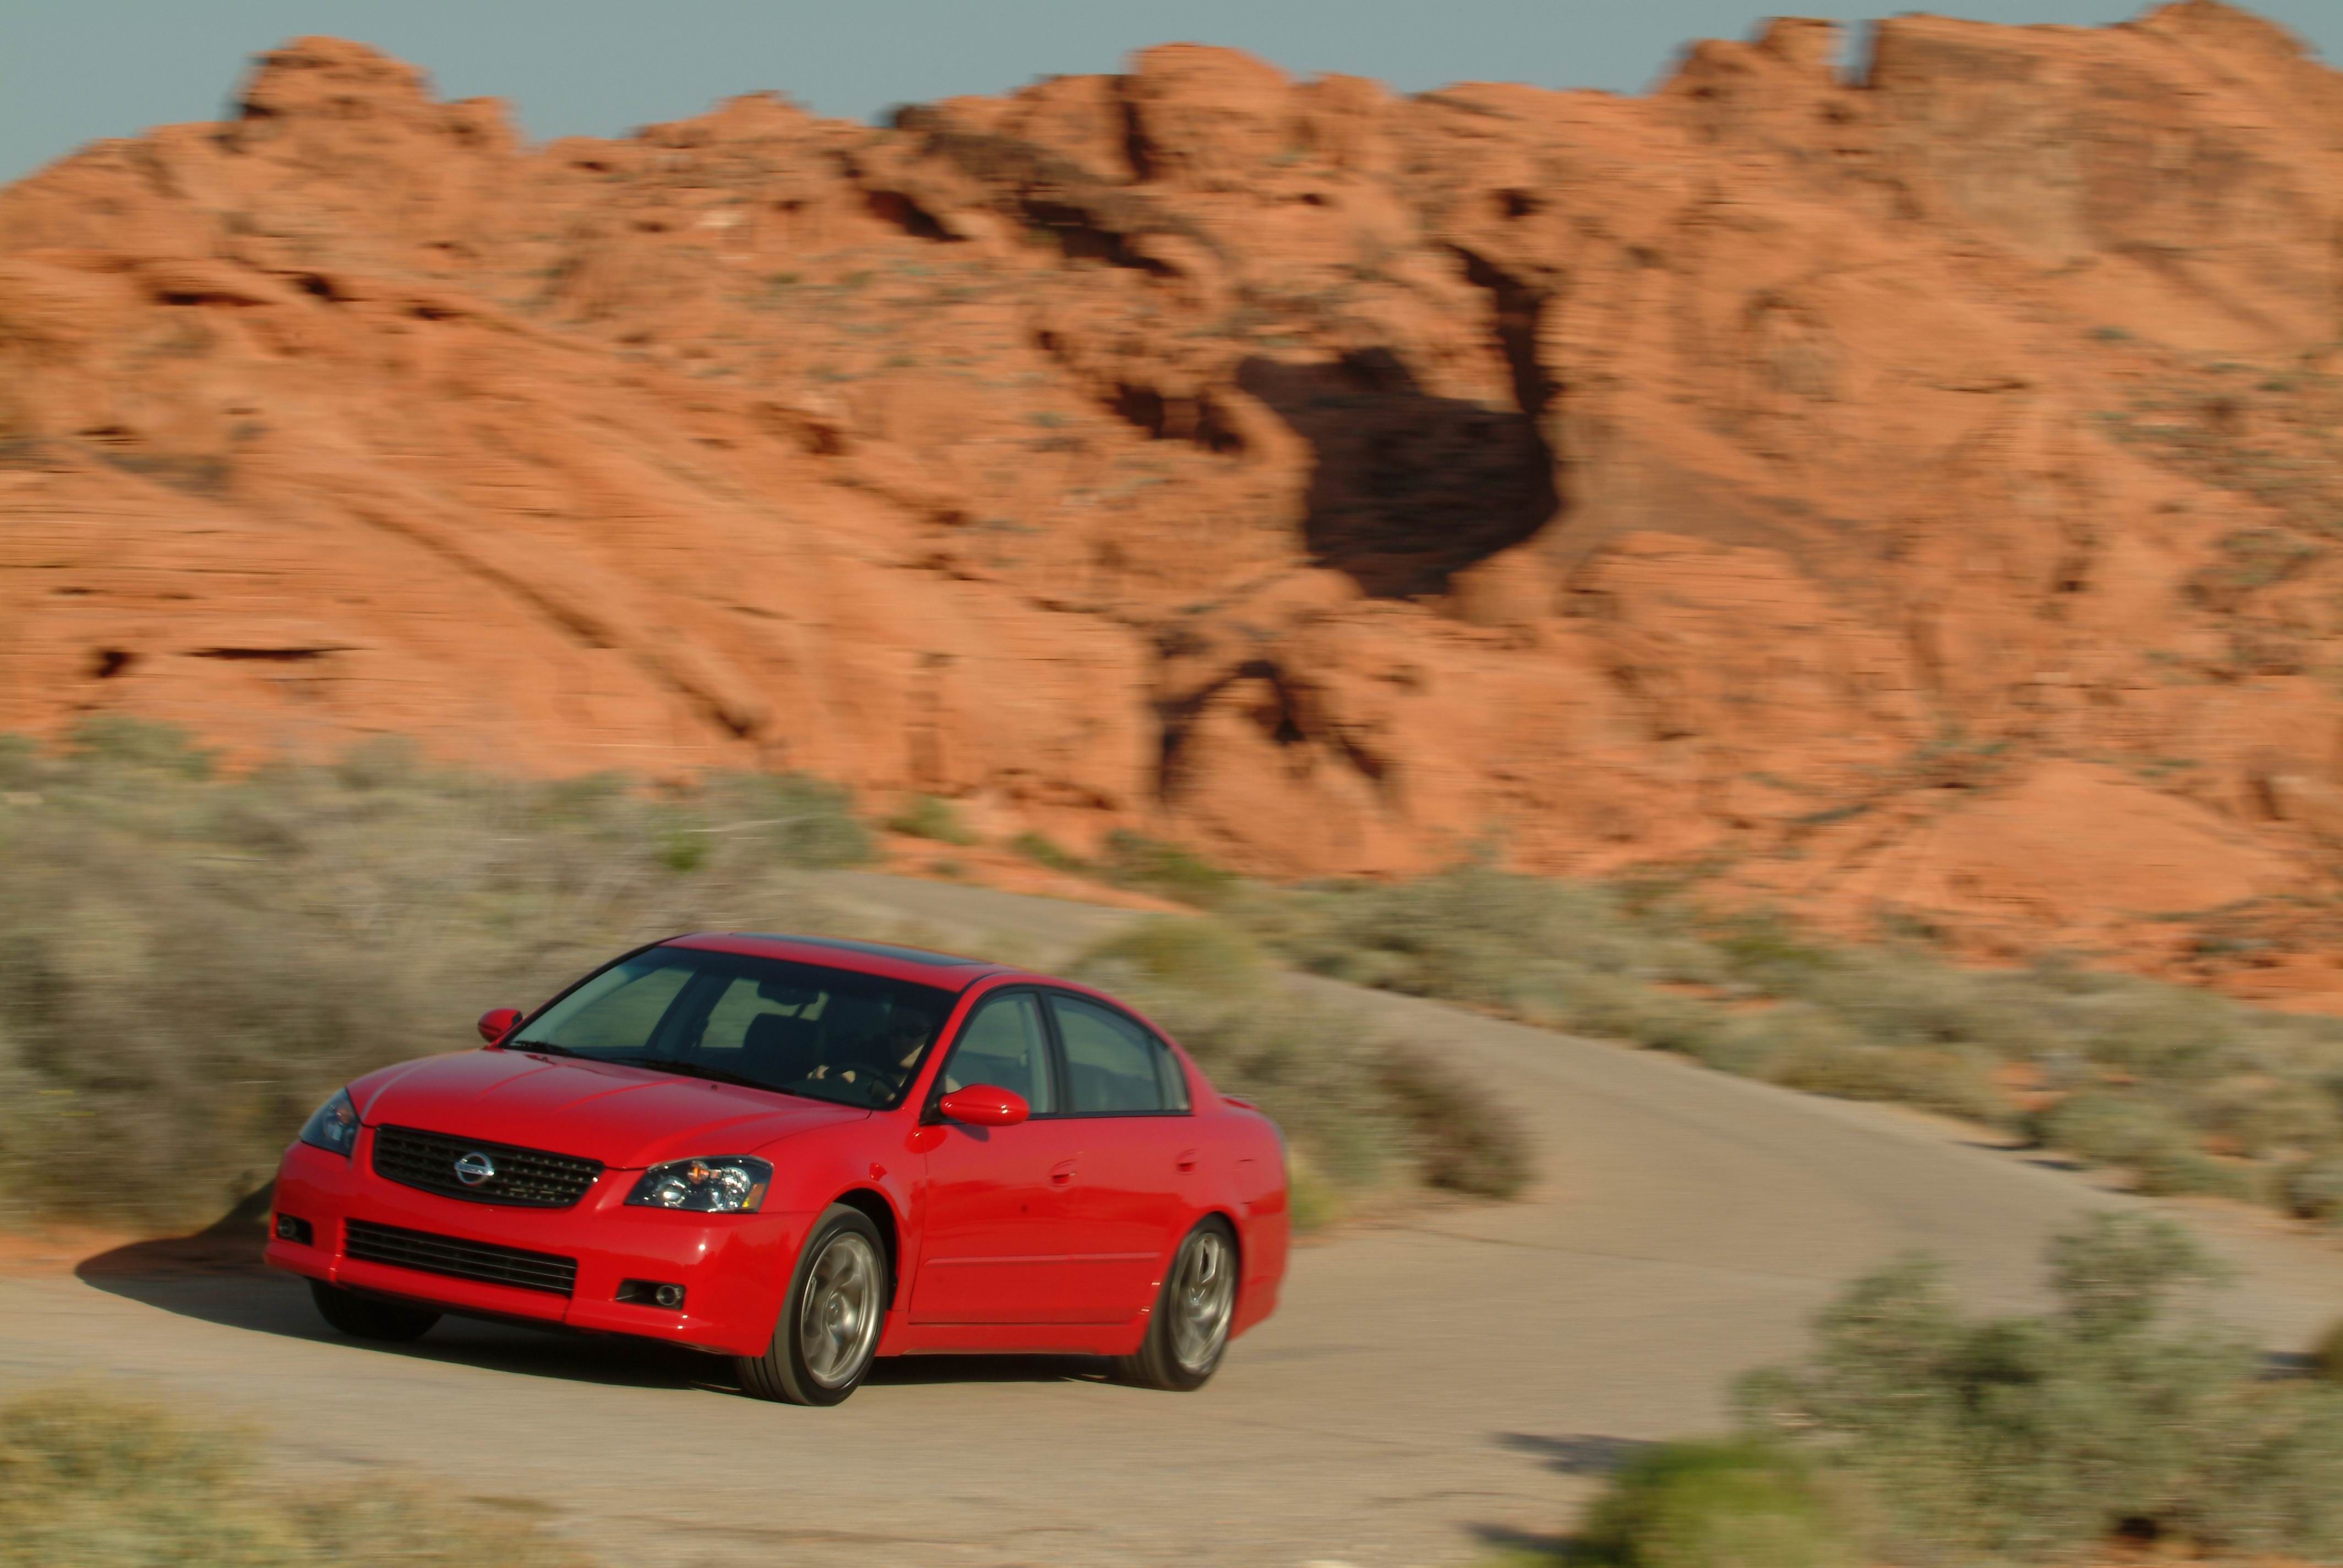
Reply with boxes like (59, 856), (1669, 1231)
(265, 1135), (806, 1357)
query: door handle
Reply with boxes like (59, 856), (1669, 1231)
(1175, 1148), (1200, 1173)
(1048, 1159), (1078, 1186)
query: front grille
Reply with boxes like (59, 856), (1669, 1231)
(344, 1218), (577, 1296)
(372, 1125), (603, 1207)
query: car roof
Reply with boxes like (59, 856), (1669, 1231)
(666, 931), (1022, 991)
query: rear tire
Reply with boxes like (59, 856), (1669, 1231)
(735, 1204), (889, 1406)
(309, 1280), (439, 1342)
(1115, 1217), (1238, 1392)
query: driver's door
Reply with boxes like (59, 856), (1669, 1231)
(910, 990), (1089, 1324)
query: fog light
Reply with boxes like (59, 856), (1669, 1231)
(273, 1213), (313, 1245)
(617, 1278), (686, 1309)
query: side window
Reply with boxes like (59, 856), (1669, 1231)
(938, 993), (1055, 1115)
(1051, 995), (1181, 1116)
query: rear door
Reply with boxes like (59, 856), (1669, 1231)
(1040, 992), (1196, 1322)
(909, 989), (1091, 1325)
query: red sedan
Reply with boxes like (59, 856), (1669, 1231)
(265, 932), (1290, 1404)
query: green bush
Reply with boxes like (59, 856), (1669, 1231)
(0, 722), (874, 1230)
(1737, 1212), (2343, 1562)
(884, 792), (974, 845)
(1576, 1439), (1858, 1568)
(1069, 917), (1530, 1213)
(0, 1385), (590, 1567)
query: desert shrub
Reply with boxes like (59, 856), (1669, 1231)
(1764, 1032), (2010, 1129)
(2318, 1319), (2343, 1386)
(1081, 916), (1268, 994)
(2028, 1090), (2254, 1197)
(1576, 1438), (1859, 1568)
(2284, 1156), (2343, 1222)
(1009, 829), (1088, 874)
(2200, 1074), (2343, 1159)
(0, 1385), (590, 1567)
(2036, 1089), (2196, 1168)
(1098, 829), (1245, 909)
(1239, 862), (2343, 1218)
(1377, 1049), (1533, 1199)
(1737, 1212), (2343, 1562)
(0, 722), (875, 1230)
(884, 792), (974, 844)
(1070, 917), (1530, 1211)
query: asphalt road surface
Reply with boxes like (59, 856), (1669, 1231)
(5, 873), (2341, 1567)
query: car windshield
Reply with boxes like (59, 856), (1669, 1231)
(509, 946), (955, 1110)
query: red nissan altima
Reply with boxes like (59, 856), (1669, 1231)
(265, 932), (1289, 1404)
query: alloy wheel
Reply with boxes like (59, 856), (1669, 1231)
(798, 1231), (883, 1388)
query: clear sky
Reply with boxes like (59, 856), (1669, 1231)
(4, 1), (2336, 187)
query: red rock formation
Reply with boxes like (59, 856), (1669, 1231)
(6, 10), (2343, 992)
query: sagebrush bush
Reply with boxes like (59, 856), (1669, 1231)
(2318, 1318), (2343, 1386)
(1241, 861), (2343, 1218)
(0, 1385), (591, 1567)
(1737, 1212), (2343, 1562)
(0, 722), (873, 1229)
(0, 725), (1521, 1232)
(1098, 829), (1245, 910)
(1070, 917), (1530, 1208)
(1576, 1438), (1859, 1568)
(1009, 830), (1087, 874)
(884, 792), (974, 845)
(2286, 1156), (2343, 1222)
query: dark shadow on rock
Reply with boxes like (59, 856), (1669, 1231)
(1237, 347), (1558, 598)
(1500, 1430), (1659, 1476)
(74, 1185), (1115, 1397)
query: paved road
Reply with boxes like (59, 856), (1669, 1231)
(5, 874), (2340, 1567)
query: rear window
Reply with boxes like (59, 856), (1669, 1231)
(510, 947), (955, 1109)
(1050, 994), (1190, 1115)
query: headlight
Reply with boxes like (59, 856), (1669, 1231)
(626, 1156), (772, 1213)
(297, 1088), (360, 1158)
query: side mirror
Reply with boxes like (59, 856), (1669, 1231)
(937, 1085), (1030, 1128)
(477, 1007), (524, 1044)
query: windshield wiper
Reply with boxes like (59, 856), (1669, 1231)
(510, 1039), (584, 1058)
(603, 1055), (792, 1095)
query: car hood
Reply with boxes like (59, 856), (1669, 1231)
(351, 1048), (868, 1168)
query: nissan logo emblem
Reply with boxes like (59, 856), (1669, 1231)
(453, 1151), (496, 1186)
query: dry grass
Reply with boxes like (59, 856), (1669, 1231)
(1739, 1213), (2343, 1562)
(1070, 917), (1531, 1213)
(0, 721), (1524, 1233)
(0, 720), (873, 1231)
(1525, 1217), (2343, 1568)
(0, 1385), (593, 1567)
(1234, 862), (2343, 1219)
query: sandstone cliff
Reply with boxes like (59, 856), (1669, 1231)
(5, 5), (2342, 993)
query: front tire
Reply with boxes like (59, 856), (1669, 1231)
(1115, 1218), (1238, 1392)
(735, 1204), (888, 1406)
(309, 1280), (439, 1342)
